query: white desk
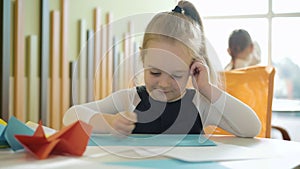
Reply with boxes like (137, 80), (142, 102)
(1, 136), (300, 169)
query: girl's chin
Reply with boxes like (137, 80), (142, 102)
(150, 91), (168, 102)
(150, 92), (181, 102)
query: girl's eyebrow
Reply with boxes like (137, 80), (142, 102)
(147, 66), (160, 70)
(172, 71), (187, 74)
(147, 65), (187, 73)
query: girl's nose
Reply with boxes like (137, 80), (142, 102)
(158, 74), (172, 88)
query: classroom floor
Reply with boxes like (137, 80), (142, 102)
(271, 112), (300, 141)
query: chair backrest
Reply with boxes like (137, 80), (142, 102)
(205, 66), (275, 138)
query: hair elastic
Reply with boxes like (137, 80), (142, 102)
(172, 6), (184, 14)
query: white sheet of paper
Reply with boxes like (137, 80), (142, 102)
(136, 142), (274, 162)
(26, 121), (57, 135)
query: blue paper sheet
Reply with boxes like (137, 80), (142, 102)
(105, 159), (229, 169)
(4, 117), (34, 151)
(0, 124), (8, 147)
(89, 134), (216, 147)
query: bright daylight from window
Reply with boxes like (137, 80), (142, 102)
(189, 0), (300, 105)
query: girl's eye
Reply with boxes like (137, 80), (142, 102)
(172, 75), (183, 79)
(150, 71), (161, 76)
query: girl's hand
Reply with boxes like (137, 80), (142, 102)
(190, 60), (211, 93)
(108, 112), (137, 136)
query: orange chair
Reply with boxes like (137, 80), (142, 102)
(205, 66), (275, 138)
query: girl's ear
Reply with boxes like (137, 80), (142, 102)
(227, 48), (232, 56)
(249, 43), (254, 53)
(189, 60), (200, 76)
(189, 59), (196, 71)
(244, 44), (254, 56)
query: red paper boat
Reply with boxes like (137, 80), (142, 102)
(15, 120), (92, 159)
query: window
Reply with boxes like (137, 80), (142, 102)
(192, 0), (267, 16)
(272, 18), (300, 99)
(204, 19), (268, 67)
(188, 0), (300, 101)
(273, 0), (300, 13)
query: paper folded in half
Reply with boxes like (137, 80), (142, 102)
(2, 117), (34, 150)
(15, 120), (92, 160)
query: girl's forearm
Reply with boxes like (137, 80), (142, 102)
(199, 84), (222, 103)
(89, 113), (114, 133)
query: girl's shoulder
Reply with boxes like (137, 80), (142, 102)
(110, 86), (139, 99)
(136, 85), (147, 93)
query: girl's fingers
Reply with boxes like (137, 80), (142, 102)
(109, 112), (137, 136)
(190, 61), (206, 75)
(113, 123), (135, 136)
(120, 112), (137, 124)
(114, 121), (135, 132)
(189, 60), (211, 91)
(128, 112), (138, 123)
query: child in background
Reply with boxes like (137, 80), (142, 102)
(63, 1), (261, 137)
(225, 29), (261, 70)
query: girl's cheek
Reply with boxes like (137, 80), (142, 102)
(173, 79), (184, 89)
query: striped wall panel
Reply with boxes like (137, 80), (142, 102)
(133, 42), (139, 85)
(70, 61), (78, 106)
(100, 24), (107, 99)
(93, 8), (101, 100)
(60, 0), (70, 125)
(0, 0), (10, 121)
(40, 0), (50, 125)
(26, 35), (39, 123)
(79, 19), (87, 104)
(119, 52), (125, 90)
(0, 0), (145, 126)
(87, 30), (94, 102)
(123, 32), (130, 89)
(50, 11), (61, 129)
(112, 36), (118, 92)
(106, 12), (113, 97)
(14, 0), (25, 122)
(128, 21), (134, 88)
